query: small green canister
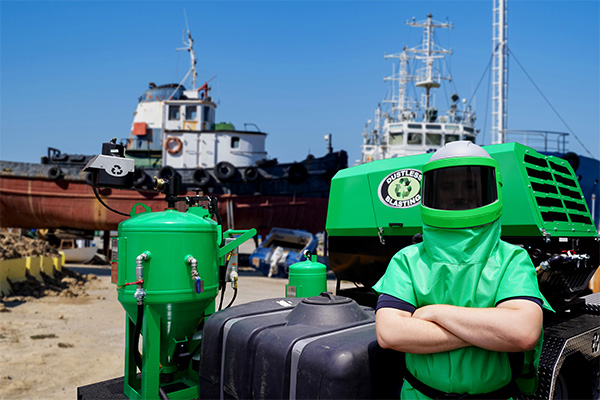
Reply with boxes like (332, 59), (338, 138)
(285, 250), (327, 298)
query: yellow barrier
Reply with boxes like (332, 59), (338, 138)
(54, 252), (65, 271)
(0, 255), (65, 296)
(40, 256), (55, 275)
(26, 257), (43, 282)
(0, 258), (28, 296)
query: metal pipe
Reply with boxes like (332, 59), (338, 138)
(186, 255), (203, 293)
(134, 251), (150, 304)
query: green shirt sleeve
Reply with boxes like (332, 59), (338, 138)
(495, 242), (552, 311)
(372, 244), (421, 308)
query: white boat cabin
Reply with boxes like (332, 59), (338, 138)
(363, 120), (476, 162)
(126, 83), (267, 169)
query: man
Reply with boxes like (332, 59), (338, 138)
(374, 141), (551, 399)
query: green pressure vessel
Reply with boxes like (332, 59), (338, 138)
(115, 204), (220, 371)
(285, 251), (327, 298)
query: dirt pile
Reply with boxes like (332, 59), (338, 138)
(7, 269), (93, 299)
(0, 231), (61, 261)
(1, 232), (91, 299)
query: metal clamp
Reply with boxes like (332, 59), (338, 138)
(377, 227), (386, 245)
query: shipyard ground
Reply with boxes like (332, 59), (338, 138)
(0, 263), (343, 400)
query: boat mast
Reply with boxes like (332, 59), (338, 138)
(384, 51), (412, 120)
(179, 29), (198, 91)
(407, 14), (452, 112)
(492, 0), (508, 144)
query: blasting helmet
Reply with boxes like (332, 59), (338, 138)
(420, 141), (502, 228)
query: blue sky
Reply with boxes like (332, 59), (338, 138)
(1, 0), (599, 166)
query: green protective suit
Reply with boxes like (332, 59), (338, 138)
(373, 219), (551, 399)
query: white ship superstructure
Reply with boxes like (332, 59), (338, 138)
(126, 31), (267, 169)
(361, 14), (478, 163)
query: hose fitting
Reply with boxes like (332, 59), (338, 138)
(134, 251), (151, 303)
(230, 271), (238, 290)
(186, 255), (203, 293)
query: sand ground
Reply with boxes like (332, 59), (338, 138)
(0, 264), (341, 400)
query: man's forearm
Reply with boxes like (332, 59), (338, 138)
(412, 301), (543, 352)
(376, 308), (470, 354)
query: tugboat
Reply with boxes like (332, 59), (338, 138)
(119, 30), (347, 198)
(361, 14), (477, 163)
(0, 31), (347, 234)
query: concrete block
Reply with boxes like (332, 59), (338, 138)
(0, 258), (28, 296)
(40, 256), (55, 276)
(26, 257), (43, 282)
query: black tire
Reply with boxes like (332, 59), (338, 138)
(84, 172), (95, 185)
(243, 166), (259, 182)
(215, 161), (236, 181)
(48, 166), (63, 180)
(288, 163), (308, 184)
(159, 166), (177, 179)
(193, 168), (211, 186)
(133, 167), (148, 187)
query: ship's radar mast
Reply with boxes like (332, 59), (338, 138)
(406, 14), (453, 110)
(177, 30), (198, 91)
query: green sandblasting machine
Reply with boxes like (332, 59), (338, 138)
(112, 201), (255, 400)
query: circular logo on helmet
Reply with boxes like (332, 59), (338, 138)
(378, 169), (422, 208)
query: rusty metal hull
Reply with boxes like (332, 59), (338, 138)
(0, 175), (328, 234)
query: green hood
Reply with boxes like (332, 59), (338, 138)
(422, 219), (501, 264)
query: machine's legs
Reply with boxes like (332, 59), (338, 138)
(122, 307), (200, 400)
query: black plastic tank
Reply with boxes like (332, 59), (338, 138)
(199, 292), (404, 399)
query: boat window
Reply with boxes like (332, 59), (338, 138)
(168, 105), (180, 120)
(408, 123), (422, 129)
(464, 127), (475, 133)
(463, 135), (475, 143)
(202, 106), (210, 122)
(445, 134), (459, 143)
(407, 132), (423, 145)
(185, 106), (197, 121)
(389, 132), (404, 145)
(425, 124), (442, 130)
(426, 133), (442, 146)
(445, 124), (459, 131)
(231, 137), (240, 148)
(388, 124), (403, 133)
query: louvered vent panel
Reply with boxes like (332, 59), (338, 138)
(523, 154), (594, 226)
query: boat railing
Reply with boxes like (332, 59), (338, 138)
(504, 130), (569, 153)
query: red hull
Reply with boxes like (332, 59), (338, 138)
(0, 176), (328, 234)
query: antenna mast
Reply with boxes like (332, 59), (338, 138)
(407, 14), (452, 110)
(492, 0), (508, 144)
(178, 11), (197, 91)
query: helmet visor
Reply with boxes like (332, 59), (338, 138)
(422, 166), (497, 210)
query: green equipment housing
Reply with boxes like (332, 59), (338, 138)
(326, 142), (599, 307)
(112, 201), (255, 400)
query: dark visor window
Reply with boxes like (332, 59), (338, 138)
(422, 166), (497, 210)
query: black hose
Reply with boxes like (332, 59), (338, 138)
(225, 287), (238, 309)
(218, 253), (232, 311)
(133, 303), (143, 370)
(92, 186), (130, 217)
(158, 387), (170, 400)
(218, 284), (226, 311)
